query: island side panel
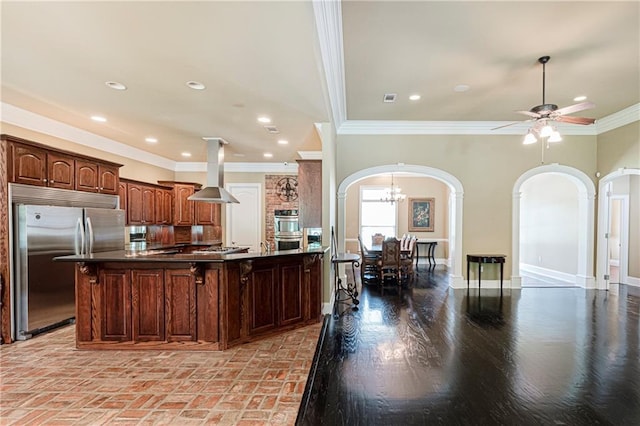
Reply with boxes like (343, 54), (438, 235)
(75, 264), (94, 343)
(197, 267), (221, 343)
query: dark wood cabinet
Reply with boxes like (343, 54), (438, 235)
(73, 251), (322, 351)
(141, 186), (155, 224)
(118, 181), (127, 212)
(47, 152), (76, 190)
(174, 184), (195, 226)
(98, 269), (132, 342)
(4, 136), (122, 194)
(297, 160), (322, 229)
(9, 142), (76, 190)
(131, 269), (165, 341)
(164, 269), (196, 342)
(195, 202), (220, 225)
(76, 161), (120, 195)
(279, 263), (304, 326)
(248, 265), (278, 336)
(127, 183), (144, 225)
(155, 188), (173, 225)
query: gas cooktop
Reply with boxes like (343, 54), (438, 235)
(191, 246), (245, 254)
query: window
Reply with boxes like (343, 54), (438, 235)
(360, 187), (397, 247)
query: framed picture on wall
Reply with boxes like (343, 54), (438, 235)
(409, 198), (435, 232)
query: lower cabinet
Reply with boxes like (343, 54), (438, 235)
(228, 254), (323, 346)
(78, 264), (216, 347)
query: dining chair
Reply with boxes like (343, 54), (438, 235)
(358, 235), (379, 284)
(371, 233), (385, 246)
(377, 237), (402, 292)
(401, 236), (418, 282)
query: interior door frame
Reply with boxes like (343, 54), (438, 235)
(608, 194), (630, 285)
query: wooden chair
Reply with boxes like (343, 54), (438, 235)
(401, 236), (418, 282)
(358, 235), (379, 284)
(377, 237), (402, 292)
(371, 233), (385, 246)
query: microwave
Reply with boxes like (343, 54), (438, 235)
(303, 228), (322, 248)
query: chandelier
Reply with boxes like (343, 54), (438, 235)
(381, 174), (406, 204)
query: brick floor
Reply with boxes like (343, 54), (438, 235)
(0, 323), (321, 425)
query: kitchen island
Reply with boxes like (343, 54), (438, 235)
(57, 246), (327, 350)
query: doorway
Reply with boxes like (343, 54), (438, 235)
(607, 195), (629, 285)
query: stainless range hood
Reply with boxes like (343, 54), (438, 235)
(188, 138), (239, 203)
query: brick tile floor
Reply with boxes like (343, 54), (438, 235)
(0, 323), (321, 425)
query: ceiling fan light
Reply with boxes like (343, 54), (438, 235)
(540, 124), (553, 138)
(548, 131), (562, 143)
(523, 131), (537, 145)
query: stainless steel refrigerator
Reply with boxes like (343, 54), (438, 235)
(13, 202), (125, 340)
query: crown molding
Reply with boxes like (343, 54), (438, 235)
(176, 161), (298, 174)
(596, 103), (640, 134)
(297, 151), (323, 160)
(1, 102), (177, 170)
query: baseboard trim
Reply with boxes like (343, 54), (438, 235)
(521, 263), (575, 284)
(626, 276), (640, 287)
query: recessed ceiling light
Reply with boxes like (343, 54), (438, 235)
(181, 152), (192, 157)
(105, 81), (127, 90)
(409, 94), (421, 101)
(91, 115), (107, 122)
(186, 81), (206, 90)
(574, 95), (587, 102)
(257, 116), (272, 124)
(263, 153), (273, 158)
(454, 84), (470, 92)
(145, 137), (158, 143)
(277, 139), (289, 145)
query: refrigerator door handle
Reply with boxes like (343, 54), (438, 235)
(75, 217), (85, 255)
(86, 217), (94, 255)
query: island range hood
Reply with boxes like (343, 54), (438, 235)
(188, 138), (239, 203)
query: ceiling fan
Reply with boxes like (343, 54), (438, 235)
(494, 56), (596, 131)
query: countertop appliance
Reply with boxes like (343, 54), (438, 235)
(11, 184), (125, 340)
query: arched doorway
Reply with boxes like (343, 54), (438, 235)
(596, 168), (640, 290)
(337, 164), (465, 288)
(512, 164), (596, 288)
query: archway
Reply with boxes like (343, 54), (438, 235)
(512, 164), (596, 288)
(596, 168), (640, 290)
(337, 164), (465, 288)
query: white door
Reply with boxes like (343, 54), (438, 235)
(226, 183), (261, 252)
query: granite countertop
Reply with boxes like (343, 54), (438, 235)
(55, 246), (329, 263)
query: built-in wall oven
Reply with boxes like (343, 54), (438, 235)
(274, 209), (302, 250)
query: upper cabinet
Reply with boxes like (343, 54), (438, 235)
(158, 181), (221, 227)
(3, 135), (122, 194)
(296, 160), (322, 229)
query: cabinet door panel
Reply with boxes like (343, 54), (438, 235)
(249, 266), (277, 335)
(47, 152), (75, 190)
(195, 202), (220, 225)
(141, 186), (155, 224)
(174, 185), (194, 225)
(132, 269), (165, 341)
(98, 165), (119, 194)
(99, 269), (131, 341)
(118, 182), (127, 214)
(279, 264), (303, 326)
(10, 143), (47, 186)
(75, 160), (99, 193)
(127, 184), (143, 225)
(165, 269), (196, 341)
(197, 269), (220, 342)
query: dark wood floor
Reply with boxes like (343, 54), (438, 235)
(297, 264), (640, 425)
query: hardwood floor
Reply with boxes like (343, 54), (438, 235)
(297, 265), (640, 425)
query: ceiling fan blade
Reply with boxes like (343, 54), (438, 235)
(555, 115), (596, 125)
(516, 110), (541, 118)
(492, 121), (522, 130)
(554, 101), (595, 116)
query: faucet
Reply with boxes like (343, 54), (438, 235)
(260, 241), (271, 253)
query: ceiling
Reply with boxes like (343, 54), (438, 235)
(2, 1), (638, 166)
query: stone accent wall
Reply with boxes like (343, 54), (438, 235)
(265, 174), (299, 250)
